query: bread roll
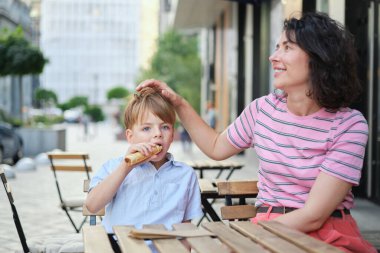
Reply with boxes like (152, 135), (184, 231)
(124, 145), (162, 166)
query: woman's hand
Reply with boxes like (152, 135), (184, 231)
(136, 79), (184, 107)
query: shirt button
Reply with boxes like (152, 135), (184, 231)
(154, 190), (158, 195)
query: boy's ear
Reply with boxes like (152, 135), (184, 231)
(125, 129), (133, 142)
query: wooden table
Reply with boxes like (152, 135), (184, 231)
(82, 221), (344, 253)
(185, 160), (243, 179)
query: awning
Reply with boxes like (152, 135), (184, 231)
(173, 0), (230, 29)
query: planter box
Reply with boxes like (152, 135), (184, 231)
(16, 126), (66, 157)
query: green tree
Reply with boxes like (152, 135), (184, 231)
(107, 86), (130, 100)
(84, 105), (105, 122)
(136, 30), (201, 113)
(58, 95), (88, 111)
(0, 27), (48, 120)
(34, 88), (58, 108)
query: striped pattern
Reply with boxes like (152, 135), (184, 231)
(227, 93), (368, 209)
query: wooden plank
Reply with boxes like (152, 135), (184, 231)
(52, 165), (92, 172)
(173, 223), (230, 253)
(113, 226), (151, 253)
(198, 179), (218, 193)
(202, 222), (266, 253)
(47, 153), (89, 159)
(217, 180), (258, 195)
(143, 224), (188, 253)
(230, 221), (307, 253)
(221, 205), (256, 220)
(258, 221), (344, 253)
(82, 225), (113, 253)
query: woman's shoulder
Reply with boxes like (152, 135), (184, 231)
(333, 108), (368, 130)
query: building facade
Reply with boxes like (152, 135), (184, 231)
(171, 0), (380, 204)
(0, 0), (35, 119)
(40, 0), (140, 104)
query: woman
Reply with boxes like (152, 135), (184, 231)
(137, 12), (376, 253)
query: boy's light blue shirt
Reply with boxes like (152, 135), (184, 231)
(89, 153), (203, 233)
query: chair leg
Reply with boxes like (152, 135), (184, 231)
(11, 204), (30, 253)
(78, 216), (88, 231)
(63, 208), (80, 233)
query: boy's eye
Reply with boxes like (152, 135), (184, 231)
(162, 125), (170, 130)
(142, 127), (150, 131)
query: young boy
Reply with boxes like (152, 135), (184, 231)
(85, 87), (202, 250)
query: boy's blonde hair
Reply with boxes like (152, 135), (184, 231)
(124, 87), (176, 129)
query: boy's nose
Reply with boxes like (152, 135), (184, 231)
(153, 128), (162, 138)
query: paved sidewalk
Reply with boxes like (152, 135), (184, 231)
(1, 120), (379, 252)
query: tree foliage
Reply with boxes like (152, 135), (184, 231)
(34, 88), (58, 108)
(58, 96), (88, 111)
(0, 27), (47, 76)
(136, 30), (201, 113)
(84, 105), (105, 122)
(107, 86), (130, 100)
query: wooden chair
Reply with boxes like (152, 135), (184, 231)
(1, 166), (30, 253)
(83, 179), (104, 225)
(47, 152), (92, 233)
(217, 180), (259, 220)
(1, 166), (83, 253)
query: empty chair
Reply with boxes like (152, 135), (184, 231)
(47, 152), (92, 233)
(0, 166), (83, 253)
(217, 180), (259, 220)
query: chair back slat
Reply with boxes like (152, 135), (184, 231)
(52, 165), (92, 172)
(47, 153), (89, 159)
(217, 180), (259, 195)
(221, 205), (257, 220)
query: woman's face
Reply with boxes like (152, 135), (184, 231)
(269, 31), (310, 93)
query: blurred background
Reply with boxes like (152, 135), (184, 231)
(0, 0), (379, 205)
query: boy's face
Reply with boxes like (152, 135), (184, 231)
(125, 111), (174, 166)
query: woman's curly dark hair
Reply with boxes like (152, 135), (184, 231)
(283, 12), (361, 109)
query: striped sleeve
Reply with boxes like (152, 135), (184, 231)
(227, 96), (264, 149)
(320, 110), (368, 185)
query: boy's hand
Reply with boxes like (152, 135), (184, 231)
(136, 79), (183, 107)
(125, 143), (162, 167)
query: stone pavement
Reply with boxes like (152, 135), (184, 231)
(1, 120), (379, 252)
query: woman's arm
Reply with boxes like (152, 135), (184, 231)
(137, 79), (241, 160)
(274, 171), (352, 232)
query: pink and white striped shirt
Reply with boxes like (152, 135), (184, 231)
(227, 92), (368, 209)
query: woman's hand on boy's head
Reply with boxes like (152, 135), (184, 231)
(136, 79), (183, 107)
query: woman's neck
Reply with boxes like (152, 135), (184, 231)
(286, 93), (321, 116)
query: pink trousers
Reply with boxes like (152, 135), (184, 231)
(251, 208), (377, 253)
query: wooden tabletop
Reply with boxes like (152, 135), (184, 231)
(82, 221), (344, 253)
